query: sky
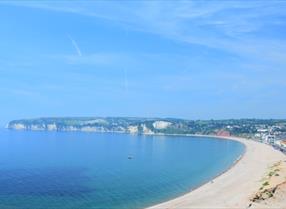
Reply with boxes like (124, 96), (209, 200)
(0, 1), (286, 125)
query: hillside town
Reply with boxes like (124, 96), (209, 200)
(215, 122), (286, 154)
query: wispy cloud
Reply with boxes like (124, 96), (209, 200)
(67, 34), (82, 56)
(63, 53), (136, 66)
(4, 1), (286, 64)
(3, 1), (286, 72)
(130, 1), (286, 64)
(0, 87), (38, 97)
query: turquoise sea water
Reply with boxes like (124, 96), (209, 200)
(0, 129), (244, 209)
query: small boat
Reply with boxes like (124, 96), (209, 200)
(128, 155), (133, 159)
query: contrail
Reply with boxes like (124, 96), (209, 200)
(67, 34), (82, 56)
(123, 69), (129, 93)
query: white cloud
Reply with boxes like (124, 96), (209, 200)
(3, 1), (286, 64)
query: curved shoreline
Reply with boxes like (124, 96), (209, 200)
(146, 135), (286, 209)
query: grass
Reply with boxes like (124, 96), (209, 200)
(263, 181), (269, 187)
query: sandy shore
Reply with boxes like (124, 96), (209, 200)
(147, 136), (286, 209)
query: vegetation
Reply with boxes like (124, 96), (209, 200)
(8, 117), (286, 137)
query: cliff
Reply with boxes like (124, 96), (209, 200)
(7, 117), (286, 137)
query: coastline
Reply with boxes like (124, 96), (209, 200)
(146, 135), (286, 209)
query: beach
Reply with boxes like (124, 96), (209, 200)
(147, 136), (286, 209)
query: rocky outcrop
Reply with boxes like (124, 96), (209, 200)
(153, 121), (171, 129)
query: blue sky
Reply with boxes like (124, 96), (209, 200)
(0, 1), (286, 125)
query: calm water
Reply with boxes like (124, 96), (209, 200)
(0, 129), (244, 209)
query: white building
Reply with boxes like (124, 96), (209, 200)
(264, 135), (275, 144)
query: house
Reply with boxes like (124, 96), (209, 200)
(280, 140), (286, 149)
(265, 135), (276, 144)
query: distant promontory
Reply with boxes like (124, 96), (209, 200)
(7, 117), (286, 140)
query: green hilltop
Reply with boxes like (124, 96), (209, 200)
(7, 117), (286, 140)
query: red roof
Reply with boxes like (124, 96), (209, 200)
(216, 130), (231, 137)
(281, 140), (286, 145)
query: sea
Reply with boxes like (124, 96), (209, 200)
(0, 129), (244, 209)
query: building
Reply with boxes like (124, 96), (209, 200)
(274, 140), (286, 153)
(265, 135), (276, 144)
